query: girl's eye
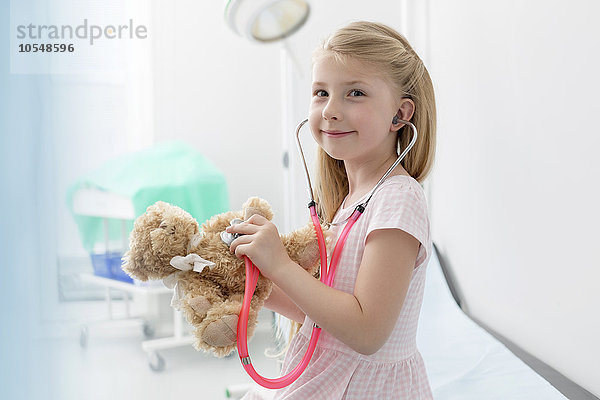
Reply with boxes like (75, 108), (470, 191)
(314, 89), (328, 97)
(349, 89), (365, 97)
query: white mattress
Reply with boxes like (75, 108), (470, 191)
(417, 249), (567, 399)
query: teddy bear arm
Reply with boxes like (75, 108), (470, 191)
(281, 224), (324, 273)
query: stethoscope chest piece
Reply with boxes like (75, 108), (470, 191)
(220, 218), (244, 246)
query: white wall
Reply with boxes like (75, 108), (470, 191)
(426, 0), (600, 395)
(150, 0), (285, 225)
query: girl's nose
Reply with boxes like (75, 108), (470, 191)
(322, 99), (342, 121)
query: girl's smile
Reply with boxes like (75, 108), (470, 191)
(322, 130), (356, 137)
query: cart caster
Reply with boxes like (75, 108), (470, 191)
(79, 325), (89, 348)
(148, 351), (165, 372)
(142, 321), (155, 339)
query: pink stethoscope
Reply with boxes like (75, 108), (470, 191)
(236, 118), (418, 389)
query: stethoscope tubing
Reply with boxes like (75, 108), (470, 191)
(236, 117), (417, 389)
(236, 204), (333, 389)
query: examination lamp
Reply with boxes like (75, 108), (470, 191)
(224, 0), (310, 43)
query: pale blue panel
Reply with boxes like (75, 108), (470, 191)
(1, 0), (43, 398)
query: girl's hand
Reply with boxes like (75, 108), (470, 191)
(226, 214), (291, 280)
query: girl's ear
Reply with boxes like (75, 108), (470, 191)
(391, 98), (415, 130)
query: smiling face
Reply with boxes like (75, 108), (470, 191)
(309, 53), (401, 165)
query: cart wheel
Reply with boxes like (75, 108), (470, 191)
(148, 351), (165, 372)
(142, 321), (155, 339)
(79, 325), (89, 348)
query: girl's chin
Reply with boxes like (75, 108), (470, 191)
(315, 138), (356, 160)
(322, 147), (350, 161)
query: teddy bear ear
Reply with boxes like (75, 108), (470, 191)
(242, 197), (273, 221)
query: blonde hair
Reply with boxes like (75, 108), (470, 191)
(312, 21), (437, 224)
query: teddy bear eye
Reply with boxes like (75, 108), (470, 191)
(159, 222), (168, 229)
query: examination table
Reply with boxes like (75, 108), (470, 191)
(416, 247), (567, 399)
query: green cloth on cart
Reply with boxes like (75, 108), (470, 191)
(66, 141), (229, 253)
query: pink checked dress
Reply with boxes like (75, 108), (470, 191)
(246, 175), (433, 399)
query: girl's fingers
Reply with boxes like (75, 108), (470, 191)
(229, 233), (253, 254)
(226, 222), (259, 235)
(246, 214), (267, 225)
(234, 243), (250, 259)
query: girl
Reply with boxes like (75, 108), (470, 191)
(228, 21), (436, 399)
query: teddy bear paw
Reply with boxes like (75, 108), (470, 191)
(298, 238), (320, 269)
(201, 314), (238, 347)
(188, 295), (211, 318)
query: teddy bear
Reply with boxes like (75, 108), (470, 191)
(122, 197), (325, 357)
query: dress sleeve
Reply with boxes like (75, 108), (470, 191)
(364, 181), (431, 268)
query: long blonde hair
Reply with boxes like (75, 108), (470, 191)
(312, 21), (437, 224)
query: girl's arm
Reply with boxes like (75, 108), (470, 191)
(227, 215), (419, 355)
(269, 228), (419, 355)
(263, 284), (306, 324)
